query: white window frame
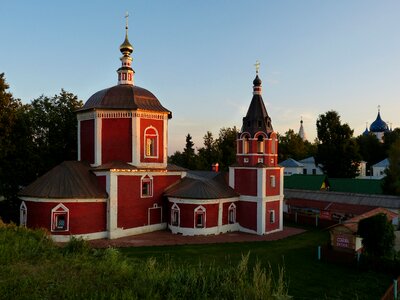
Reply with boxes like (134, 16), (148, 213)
(141, 175), (153, 198)
(244, 158), (249, 163)
(144, 126), (159, 158)
(51, 203), (69, 232)
(228, 203), (236, 224)
(270, 175), (276, 188)
(194, 205), (206, 228)
(269, 210), (275, 224)
(171, 203), (180, 227)
(20, 201), (27, 227)
(258, 158), (264, 164)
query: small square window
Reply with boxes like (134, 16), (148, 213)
(258, 158), (264, 163)
(244, 158), (249, 163)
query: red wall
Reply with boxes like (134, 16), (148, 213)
(102, 118), (132, 163)
(117, 174), (181, 229)
(265, 200), (280, 232)
(140, 119), (164, 163)
(168, 202), (219, 228)
(97, 175), (106, 192)
(265, 169), (281, 196)
(234, 169), (257, 196)
(237, 201), (257, 231)
(80, 119), (94, 164)
(25, 201), (107, 235)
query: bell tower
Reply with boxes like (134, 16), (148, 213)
(229, 62), (283, 235)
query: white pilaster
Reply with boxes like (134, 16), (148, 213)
(94, 115), (102, 166)
(108, 172), (118, 238)
(257, 168), (265, 198)
(77, 119), (81, 161)
(131, 115), (140, 165)
(228, 167), (235, 188)
(163, 117), (168, 165)
(218, 201), (223, 230)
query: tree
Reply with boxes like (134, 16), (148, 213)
(197, 131), (219, 170)
(28, 90), (83, 177)
(382, 139), (400, 195)
(357, 213), (395, 258)
(356, 134), (385, 173)
(181, 134), (197, 170)
(315, 111), (361, 178)
(278, 129), (317, 162)
(215, 127), (238, 171)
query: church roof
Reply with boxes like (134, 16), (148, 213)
(370, 111), (388, 133)
(241, 75), (273, 136)
(372, 158), (389, 168)
(279, 158), (304, 168)
(19, 161), (107, 199)
(79, 85), (171, 117)
(164, 171), (238, 199)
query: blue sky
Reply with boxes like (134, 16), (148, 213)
(1, 1), (399, 154)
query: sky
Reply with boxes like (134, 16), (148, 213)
(1, 1), (400, 154)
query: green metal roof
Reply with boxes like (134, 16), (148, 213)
(284, 174), (329, 191)
(329, 178), (383, 195)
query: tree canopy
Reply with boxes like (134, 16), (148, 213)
(357, 213), (395, 258)
(315, 111), (360, 178)
(278, 129), (316, 162)
(382, 139), (400, 195)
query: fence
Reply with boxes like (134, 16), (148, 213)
(284, 212), (338, 228)
(381, 276), (399, 300)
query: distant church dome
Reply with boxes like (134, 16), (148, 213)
(370, 109), (389, 133)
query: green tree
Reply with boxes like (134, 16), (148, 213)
(356, 134), (385, 173)
(278, 129), (317, 162)
(181, 133), (197, 169)
(315, 111), (361, 178)
(28, 90), (83, 177)
(382, 139), (400, 195)
(215, 127), (238, 171)
(197, 131), (219, 170)
(357, 213), (395, 258)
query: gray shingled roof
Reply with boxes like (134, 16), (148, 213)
(165, 171), (238, 199)
(78, 84), (171, 118)
(285, 189), (400, 209)
(19, 161), (107, 199)
(373, 158), (389, 168)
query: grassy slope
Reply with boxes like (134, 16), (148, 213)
(120, 229), (392, 300)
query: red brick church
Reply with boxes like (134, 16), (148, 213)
(19, 22), (284, 241)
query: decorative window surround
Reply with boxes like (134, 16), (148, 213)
(228, 203), (236, 224)
(171, 203), (180, 227)
(20, 201), (27, 227)
(194, 205), (206, 228)
(51, 203), (69, 232)
(144, 126), (159, 159)
(141, 175), (153, 198)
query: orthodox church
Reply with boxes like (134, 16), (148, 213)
(19, 21), (284, 241)
(363, 107), (391, 142)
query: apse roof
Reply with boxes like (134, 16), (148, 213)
(79, 84), (171, 117)
(164, 171), (238, 199)
(19, 161), (107, 199)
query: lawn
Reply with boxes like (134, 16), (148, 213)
(119, 227), (392, 299)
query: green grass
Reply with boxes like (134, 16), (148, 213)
(119, 228), (392, 299)
(0, 220), (393, 299)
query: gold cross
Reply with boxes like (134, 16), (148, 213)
(125, 11), (129, 29)
(254, 60), (260, 74)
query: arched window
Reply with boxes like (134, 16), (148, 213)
(171, 203), (180, 226)
(243, 137), (250, 154)
(141, 175), (153, 198)
(51, 203), (69, 232)
(144, 127), (158, 158)
(20, 201), (27, 227)
(257, 135), (264, 153)
(228, 203), (236, 224)
(194, 206), (206, 228)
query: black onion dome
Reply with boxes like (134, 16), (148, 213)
(370, 112), (388, 133)
(79, 85), (171, 118)
(253, 75), (262, 86)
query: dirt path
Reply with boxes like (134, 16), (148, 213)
(88, 226), (306, 248)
